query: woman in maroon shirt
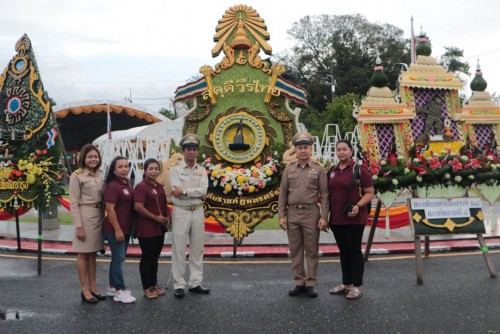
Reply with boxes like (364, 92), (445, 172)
(103, 156), (136, 303)
(328, 140), (374, 300)
(134, 158), (170, 299)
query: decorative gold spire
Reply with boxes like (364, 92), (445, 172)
(229, 16), (252, 50)
(212, 4), (271, 58)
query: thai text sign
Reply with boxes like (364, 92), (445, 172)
(408, 197), (485, 236)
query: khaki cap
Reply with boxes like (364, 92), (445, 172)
(179, 133), (200, 149)
(292, 132), (313, 146)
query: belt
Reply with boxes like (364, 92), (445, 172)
(288, 204), (316, 210)
(79, 202), (103, 208)
(175, 204), (202, 211)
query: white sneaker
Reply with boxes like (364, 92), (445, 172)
(114, 290), (136, 304)
(107, 285), (116, 297)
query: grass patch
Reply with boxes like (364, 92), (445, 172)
(12, 212), (74, 225)
(14, 211), (281, 230)
(254, 215), (279, 230)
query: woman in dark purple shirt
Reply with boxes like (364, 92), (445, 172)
(134, 158), (170, 299)
(328, 140), (374, 300)
(103, 156), (136, 303)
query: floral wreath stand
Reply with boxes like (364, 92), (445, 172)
(364, 190), (402, 261)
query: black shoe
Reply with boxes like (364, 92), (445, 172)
(188, 285), (210, 294)
(306, 286), (318, 298)
(90, 290), (107, 301)
(81, 292), (98, 304)
(288, 285), (306, 296)
(174, 288), (185, 298)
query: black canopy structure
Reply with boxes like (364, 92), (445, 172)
(53, 100), (167, 152)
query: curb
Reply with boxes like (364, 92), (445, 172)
(1, 237), (500, 258)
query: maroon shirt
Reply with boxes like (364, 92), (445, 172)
(328, 160), (373, 225)
(134, 179), (167, 238)
(103, 178), (134, 234)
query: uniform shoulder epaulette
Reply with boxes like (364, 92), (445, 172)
(311, 160), (320, 165)
(75, 168), (83, 174)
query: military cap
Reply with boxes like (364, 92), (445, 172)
(180, 133), (200, 149)
(292, 132), (314, 146)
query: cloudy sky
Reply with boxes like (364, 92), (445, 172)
(1, 0), (499, 112)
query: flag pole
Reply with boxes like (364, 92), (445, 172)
(410, 16), (416, 64)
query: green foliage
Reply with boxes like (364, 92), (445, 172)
(159, 107), (177, 120)
(325, 93), (361, 134)
(275, 14), (410, 112)
(297, 107), (324, 137)
(439, 46), (470, 76)
(298, 93), (360, 137)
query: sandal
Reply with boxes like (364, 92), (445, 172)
(152, 285), (166, 296)
(329, 284), (351, 295)
(144, 288), (158, 299)
(346, 287), (362, 300)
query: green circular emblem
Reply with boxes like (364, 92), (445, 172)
(213, 111), (265, 163)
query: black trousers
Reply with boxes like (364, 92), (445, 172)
(331, 224), (365, 286)
(138, 236), (164, 290)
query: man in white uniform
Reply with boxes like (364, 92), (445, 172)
(169, 134), (209, 298)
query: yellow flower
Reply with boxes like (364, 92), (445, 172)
(27, 174), (36, 184)
(26, 163), (33, 170)
(211, 170), (219, 177)
(236, 175), (245, 184)
(225, 167), (233, 172)
(265, 169), (273, 176)
(224, 184), (232, 192)
(248, 185), (255, 193)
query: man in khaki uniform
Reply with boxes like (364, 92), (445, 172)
(278, 132), (329, 298)
(169, 134), (209, 298)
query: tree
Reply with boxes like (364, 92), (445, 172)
(275, 14), (410, 112)
(298, 107), (323, 137)
(325, 93), (361, 135)
(439, 46), (470, 77)
(299, 93), (361, 137)
(159, 107), (177, 120)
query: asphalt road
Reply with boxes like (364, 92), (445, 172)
(0, 250), (499, 334)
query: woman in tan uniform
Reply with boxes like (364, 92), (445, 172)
(70, 144), (106, 304)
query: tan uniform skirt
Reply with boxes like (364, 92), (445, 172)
(72, 206), (104, 253)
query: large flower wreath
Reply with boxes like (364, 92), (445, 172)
(368, 146), (500, 194)
(201, 153), (281, 196)
(0, 149), (63, 211)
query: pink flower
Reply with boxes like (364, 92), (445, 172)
(368, 161), (381, 176)
(205, 158), (211, 163)
(448, 158), (463, 172)
(221, 177), (227, 183)
(465, 159), (481, 169)
(270, 165), (277, 171)
(428, 157), (441, 170)
(266, 156), (272, 161)
(256, 162), (262, 168)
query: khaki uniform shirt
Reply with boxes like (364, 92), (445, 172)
(169, 160), (208, 207)
(69, 168), (105, 228)
(278, 160), (329, 220)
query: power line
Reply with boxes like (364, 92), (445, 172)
(43, 80), (185, 84)
(466, 48), (500, 59)
(133, 97), (173, 100)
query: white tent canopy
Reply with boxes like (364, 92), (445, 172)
(93, 118), (184, 185)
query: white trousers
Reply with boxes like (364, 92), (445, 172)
(171, 206), (205, 290)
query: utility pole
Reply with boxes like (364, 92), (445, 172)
(331, 61), (336, 102)
(125, 89), (133, 103)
